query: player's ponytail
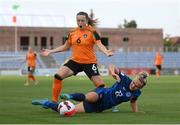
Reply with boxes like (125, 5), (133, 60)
(87, 16), (98, 27)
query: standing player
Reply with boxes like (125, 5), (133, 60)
(24, 47), (37, 86)
(40, 11), (113, 102)
(154, 52), (164, 78)
(32, 64), (149, 114)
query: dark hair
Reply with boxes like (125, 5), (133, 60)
(76, 11), (98, 27)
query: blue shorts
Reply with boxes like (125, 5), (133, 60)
(83, 87), (106, 113)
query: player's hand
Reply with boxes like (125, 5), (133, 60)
(112, 73), (120, 82)
(108, 65), (120, 82)
(41, 49), (52, 56)
(109, 70), (120, 82)
(106, 50), (113, 57)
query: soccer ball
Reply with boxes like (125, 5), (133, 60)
(58, 100), (76, 117)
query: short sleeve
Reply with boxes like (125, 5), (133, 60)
(93, 31), (101, 41)
(65, 33), (72, 44)
(130, 90), (141, 102)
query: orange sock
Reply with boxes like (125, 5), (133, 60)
(27, 75), (31, 82)
(156, 71), (160, 78)
(29, 74), (35, 81)
(52, 78), (62, 102)
(28, 74), (31, 79)
(31, 75), (35, 81)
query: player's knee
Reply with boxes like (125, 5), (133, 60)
(54, 74), (63, 80)
(85, 92), (99, 103)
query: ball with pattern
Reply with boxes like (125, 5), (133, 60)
(58, 100), (76, 116)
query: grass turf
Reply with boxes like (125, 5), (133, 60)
(0, 75), (180, 124)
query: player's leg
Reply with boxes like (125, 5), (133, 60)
(30, 67), (35, 81)
(75, 102), (85, 113)
(84, 64), (105, 87)
(156, 65), (161, 78)
(32, 98), (49, 108)
(90, 73), (119, 112)
(24, 67), (31, 86)
(85, 91), (99, 103)
(91, 75), (105, 87)
(60, 93), (85, 101)
(52, 66), (74, 102)
(32, 99), (59, 112)
(52, 59), (82, 102)
(157, 70), (160, 78)
(31, 66), (38, 84)
(158, 65), (162, 77)
(61, 92), (100, 113)
(60, 91), (99, 103)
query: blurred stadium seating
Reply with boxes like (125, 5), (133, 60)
(1, 51), (180, 75)
(52, 51), (180, 68)
(102, 52), (180, 68)
(0, 51), (43, 69)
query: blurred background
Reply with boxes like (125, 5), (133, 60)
(0, 0), (180, 76)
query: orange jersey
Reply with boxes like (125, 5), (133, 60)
(67, 25), (101, 64)
(154, 53), (163, 65)
(26, 52), (36, 67)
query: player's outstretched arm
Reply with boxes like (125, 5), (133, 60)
(130, 100), (138, 112)
(96, 41), (113, 57)
(41, 41), (71, 56)
(130, 99), (145, 113)
(108, 64), (120, 82)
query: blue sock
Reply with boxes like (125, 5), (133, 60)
(45, 101), (59, 112)
(70, 93), (85, 101)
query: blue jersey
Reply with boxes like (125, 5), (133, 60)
(83, 72), (141, 113)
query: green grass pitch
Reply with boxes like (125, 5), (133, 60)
(0, 75), (180, 124)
